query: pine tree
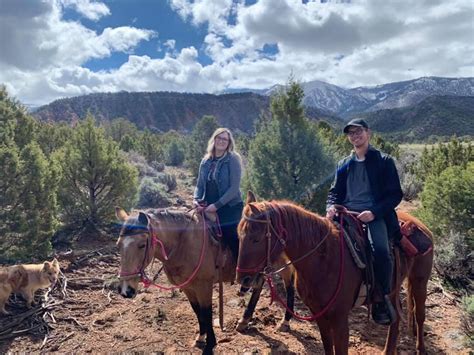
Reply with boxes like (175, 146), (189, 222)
(186, 115), (219, 177)
(57, 115), (138, 233)
(246, 80), (333, 210)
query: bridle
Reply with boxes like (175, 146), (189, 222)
(118, 210), (209, 291)
(237, 202), (333, 276)
(236, 203), (288, 274)
(237, 202), (348, 321)
(118, 217), (169, 281)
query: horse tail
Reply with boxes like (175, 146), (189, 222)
(406, 276), (416, 336)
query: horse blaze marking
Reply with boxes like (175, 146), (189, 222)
(122, 237), (135, 251)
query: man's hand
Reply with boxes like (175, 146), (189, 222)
(357, 210), (375, 223)
(205, 204), (217, 213)
(326, 205), (336, 219)
(193, 200), (205, 213)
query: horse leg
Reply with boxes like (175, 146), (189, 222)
(183, 289), (207, 348)
(317, 319), (335, 355)
(277, 270), (295, 332)
(408, 275), (429, 354)
(382, 294), (400, 355)
(332, 316), (349, 355)
(236, 275), (264, 332)
(196, 285), (216, 354)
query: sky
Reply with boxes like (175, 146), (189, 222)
(0, 0), (473, 106)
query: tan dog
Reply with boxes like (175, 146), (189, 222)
(1, 259), (60, 311)
(0, 265), (27, 314)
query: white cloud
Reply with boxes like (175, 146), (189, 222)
(61, 0), (110, 21)
(0, 0), (472, 106)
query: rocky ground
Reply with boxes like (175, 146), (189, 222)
(0, 167), (470, 354)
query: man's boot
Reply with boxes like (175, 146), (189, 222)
(372, 295), (396, 325)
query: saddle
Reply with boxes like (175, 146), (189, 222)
(332, 206), (434, 307)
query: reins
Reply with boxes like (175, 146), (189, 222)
(118, 210), (209, 290)
(237, 202), (349, 321)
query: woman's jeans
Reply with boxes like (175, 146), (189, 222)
(217, 202), (244, 260)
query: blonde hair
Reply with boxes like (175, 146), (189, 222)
(204, 128), (236, 159)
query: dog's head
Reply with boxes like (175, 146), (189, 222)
(41, 258), (60, 286)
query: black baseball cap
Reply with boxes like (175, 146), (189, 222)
(343, 118), (369, 133)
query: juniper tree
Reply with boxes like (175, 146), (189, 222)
(186, 115), (219, 177)
(246, 80), (333, 210)
(56, 115), (138, 233)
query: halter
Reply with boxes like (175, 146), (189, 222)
(118, 219), (169, 281)
(237, 202), (332, 275)
(118, 210), (208, 291)
(236, 204), (288, 274)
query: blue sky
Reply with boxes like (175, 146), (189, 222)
(0, 0), (472, 105)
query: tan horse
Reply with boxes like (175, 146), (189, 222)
(115, 207), (290, 353)
(236, 192), (433, 355)
(115, 207), (235, 353)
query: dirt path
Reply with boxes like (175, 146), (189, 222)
(1, 167), (469, 354)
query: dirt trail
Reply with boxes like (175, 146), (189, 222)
(1, 167), (469, 354)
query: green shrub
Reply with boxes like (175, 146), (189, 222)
(56, 116), (138, 232)
(165, 140), (185, 166)
(154, 173), (177, 192)
(434, 230), (473, 289)
(461, 295), (474, 349)
(137, 177), (171, 208)
(418, 163), (473, 240)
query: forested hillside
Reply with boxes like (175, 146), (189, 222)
(34, 92), (271, 133)
(362, 95), (474, 141)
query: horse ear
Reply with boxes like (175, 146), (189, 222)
(246, 190), (257, 204)
(138, 212), (149, 227)
(115, 207), (129, 221)
(248, 203), (260, 215)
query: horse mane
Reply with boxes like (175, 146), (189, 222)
(123, 208), (198, 234)
(147, 208), (198, 224)
(396, 210), (433, 239)
(247, 200), (339, 251)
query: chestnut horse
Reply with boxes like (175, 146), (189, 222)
(236, 192), (433, 355)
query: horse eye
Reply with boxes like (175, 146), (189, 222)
(138, 244), (146, 249)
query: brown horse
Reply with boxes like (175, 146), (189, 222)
(236, 256), (296, 332)
(236, 192), (433, 355)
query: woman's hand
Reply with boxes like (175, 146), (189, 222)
(326, 205), (336, 219)
(205, 204), (217, 213)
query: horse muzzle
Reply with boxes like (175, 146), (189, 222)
(119, 284), (137, 298)
(238, 273), (260, 289)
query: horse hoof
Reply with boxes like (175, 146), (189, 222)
(277, 321), (290, 332)
(236, 319), (249, 332)
(193, 339), (206, 349)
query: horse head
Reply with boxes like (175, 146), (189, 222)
(237, 191), (286, 288)
(115, 207), (155, 298)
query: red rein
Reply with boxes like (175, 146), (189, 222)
(266, 214), (346, 321)
(119, 212), (208, 291)
(238, 205), (347, 321)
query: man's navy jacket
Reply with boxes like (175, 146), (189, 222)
(326, 145), (403, 240)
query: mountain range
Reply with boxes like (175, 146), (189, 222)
(249, 76), (474, 118)
(33, 76), (473, 141)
